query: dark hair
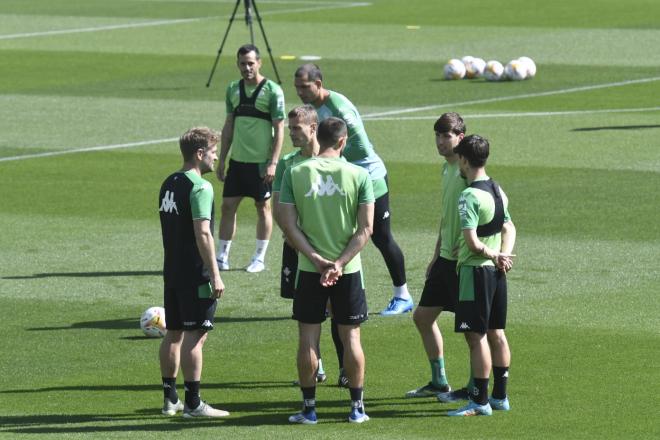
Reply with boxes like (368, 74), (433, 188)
(295, 63), (323, 81)
(316, 117), (347, 149)
(179, 127), (219, 161)
(453, 134), (489, 168)
(434, 112), (466, 135)
(288, 104), (318, 125)
(237, 44), (260, 59)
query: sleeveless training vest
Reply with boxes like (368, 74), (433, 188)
(470, 179), (505, 237)
(233, 79), (272, 122)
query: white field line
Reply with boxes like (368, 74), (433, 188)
(363, 76), (660, 118)
(2, 78), (658, 163)
(364, 106), (660, 121)
(0, 138), (177, 163)
(0, 2), (371, 40)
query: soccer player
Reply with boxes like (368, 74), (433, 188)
(279, 117), (374, 424)
(272, 105), (347, 386)
(447, 135), (516, 417)
(158, 127), (229, 418)
(293, 64), (412, 315)
(407, 113), (471, 399)
(215, 44), (285, 273)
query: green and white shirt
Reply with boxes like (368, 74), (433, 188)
(439, 161), (468, 261)
(279, 157), (375, 274)
(457, 176), (511, 268)
(225, 79), (285, 163)
(316, 90), (388, 198)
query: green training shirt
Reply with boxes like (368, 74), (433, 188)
(457, 175), (511, 268)
(225, 79), (285, 163)
(279, 157), (375, 274)
(316, 90), (388, 198)
(273, 150), (309, 193)
(439, 161), (468, 261)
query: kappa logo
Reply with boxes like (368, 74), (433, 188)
(201, 320), (213, 329)
(159, 190), (178, 214)
(305, 174), (345, 197)
(382, 210), (390, 220)
(459, 322), (471, 330)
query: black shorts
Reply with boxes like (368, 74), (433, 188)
(293, 271), (368, 325)
(454, 265), (507, 334)
(223, 159), (272, 201)
(419, 257), (458, 311)
(280, 241), (298, 299)
(164, 283), (217, 331)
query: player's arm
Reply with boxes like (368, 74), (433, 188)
(193, 219), (225, 298)
(335, 202), (374, 270)
(264, 118), (284, 184)
(426, 222), (443, 279)
(498, 220), (516, 272)
(271, 191), (282, 228)
(279, 202), (333, 272)
(216, 113), (234, 182)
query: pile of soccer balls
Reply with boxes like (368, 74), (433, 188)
(443, 56), (536, 81)
(140, 306), (167, 337)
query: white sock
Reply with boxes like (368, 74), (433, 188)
(393, 283), (411, 300)
(254, 239), (269, 262)
(217, 240), (232, 262)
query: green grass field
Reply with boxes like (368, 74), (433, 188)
(1, 0), (659, 438)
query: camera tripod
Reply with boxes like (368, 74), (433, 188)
(206, 0), (282, 87)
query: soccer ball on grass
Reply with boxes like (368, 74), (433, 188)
(140, 306), (167, 337)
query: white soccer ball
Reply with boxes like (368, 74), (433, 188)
(504, 59), (528, 81)
(444, 58), (466, 80)
(140, 306), (167, 338)
(461, 55), (475, 67)
(484, 60), (504, 81)
(517, 56), (536, 78)
(465, 57), (486, 79)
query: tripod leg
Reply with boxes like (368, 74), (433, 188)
(206, 0), (242, 87)
(251, 0), (282, 85)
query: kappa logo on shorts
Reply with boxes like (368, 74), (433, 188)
(201, 320), (213, 329)
(159, 191), (179, 214)
(382, 210), (390, 220)
(305, 174), (346, 197)
(459, 322), (471, 330)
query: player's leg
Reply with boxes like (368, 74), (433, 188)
(160, 287), (184, 415)
(448, 267), (493, 416)
(178, 289), (228, 418)
(407, 306), (450, 397)
(290, 271), (328, 424)
(217, 196), (242, 269)
(331, 272), (369, 423)
(487, 270), (510, 410)
(373, 191), (412, 316)
(248, 198), (271, 272)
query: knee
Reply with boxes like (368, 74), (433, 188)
(487, 329), (507, 348)
(464, 332), (486, 349)
(412, 308), (432, 330)
(255, 200), (271, 216)
(221, 200), (239, 216)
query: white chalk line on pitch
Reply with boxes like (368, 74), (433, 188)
(364, 106), (660, 121)
(0, 138), (178, 163)
(0, 2), (371, 40)
(1, 76), (659, 163)
(363, 76), (660, 118)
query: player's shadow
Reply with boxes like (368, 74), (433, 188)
(0, 381), (294, 394)
(25, 315), (289, 333)
(26, 318), (137, 331)
(2, 270), (161, 280)
(572, 124), (660, 131)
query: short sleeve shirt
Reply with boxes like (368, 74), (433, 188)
(439, 161), (468, 261)
(225, 79), (285, 163)
(273, 150), (309, 193)
(316, 91), (387, 196)
(457, 176), (511, 268)
(280, 157), (375, 274)
(159, 170), (215, 287)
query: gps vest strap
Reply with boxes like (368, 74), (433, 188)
(470, 179), (505, 237)
(234, 79), (272, 122)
